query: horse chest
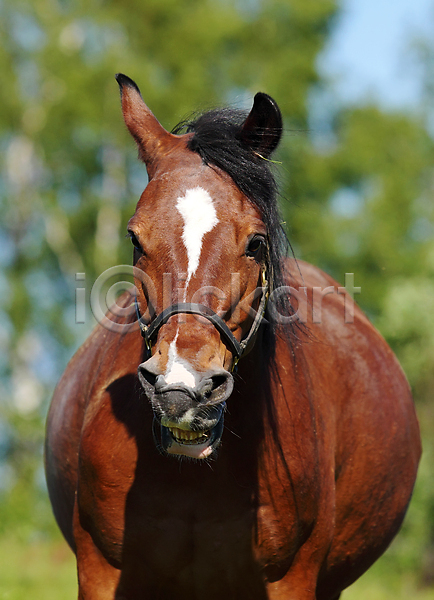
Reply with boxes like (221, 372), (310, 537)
(83, 476), (269, 595)
(80, 463), (304, 594)
(78, 394), (313, 580)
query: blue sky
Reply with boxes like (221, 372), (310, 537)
(319, 0), (434, 110)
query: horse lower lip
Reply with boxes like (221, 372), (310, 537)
(167, 426), (211, 445)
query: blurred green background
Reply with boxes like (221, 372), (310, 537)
(1, 0), (433, 597)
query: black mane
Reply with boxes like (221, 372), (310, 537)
(172, 107), (294, 335)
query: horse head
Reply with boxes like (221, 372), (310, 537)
(116, 74), (282, 459)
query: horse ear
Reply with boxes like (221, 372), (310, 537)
(115, 73), (173, 175)
(239, 92), (282, 158)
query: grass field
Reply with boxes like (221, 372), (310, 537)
(0, 533), (433, 600)
(0, 534), (76, 600)
(342, 562), (434, 600)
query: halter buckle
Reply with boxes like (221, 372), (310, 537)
(231, 356), (240, 373)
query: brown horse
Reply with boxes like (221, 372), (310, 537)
(45, 74), (421, 600)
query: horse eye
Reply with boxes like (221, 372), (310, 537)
(128, 230), (143, 254)
(246, 235), (265, 258)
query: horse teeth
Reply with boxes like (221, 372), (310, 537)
(168, 426), (210, 444)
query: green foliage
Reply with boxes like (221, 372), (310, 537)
(282, 106), (434, 314)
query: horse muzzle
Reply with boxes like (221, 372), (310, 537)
(138, 358), (233, 459)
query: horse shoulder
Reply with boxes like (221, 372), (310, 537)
(45, 290), (144, 552)
(281, 259), (421, 597)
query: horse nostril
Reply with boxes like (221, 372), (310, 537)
(138, 362), (158, 391)
(138, 359), (234, 405)
(201, 371), (234, 403)
(211, 374), (229, 392)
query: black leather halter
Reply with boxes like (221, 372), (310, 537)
(135, 265), (270, 371)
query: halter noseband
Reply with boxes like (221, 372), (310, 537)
(135, 265), (270, 372)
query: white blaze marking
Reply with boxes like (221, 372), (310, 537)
(176, 187), (219, 291)
(168, 187), (218, 380)
(165, 333), (197, 388)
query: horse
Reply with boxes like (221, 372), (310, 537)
(45, 73), (421, 600)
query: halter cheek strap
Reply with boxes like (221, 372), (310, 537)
(135, 265), (269, 371)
